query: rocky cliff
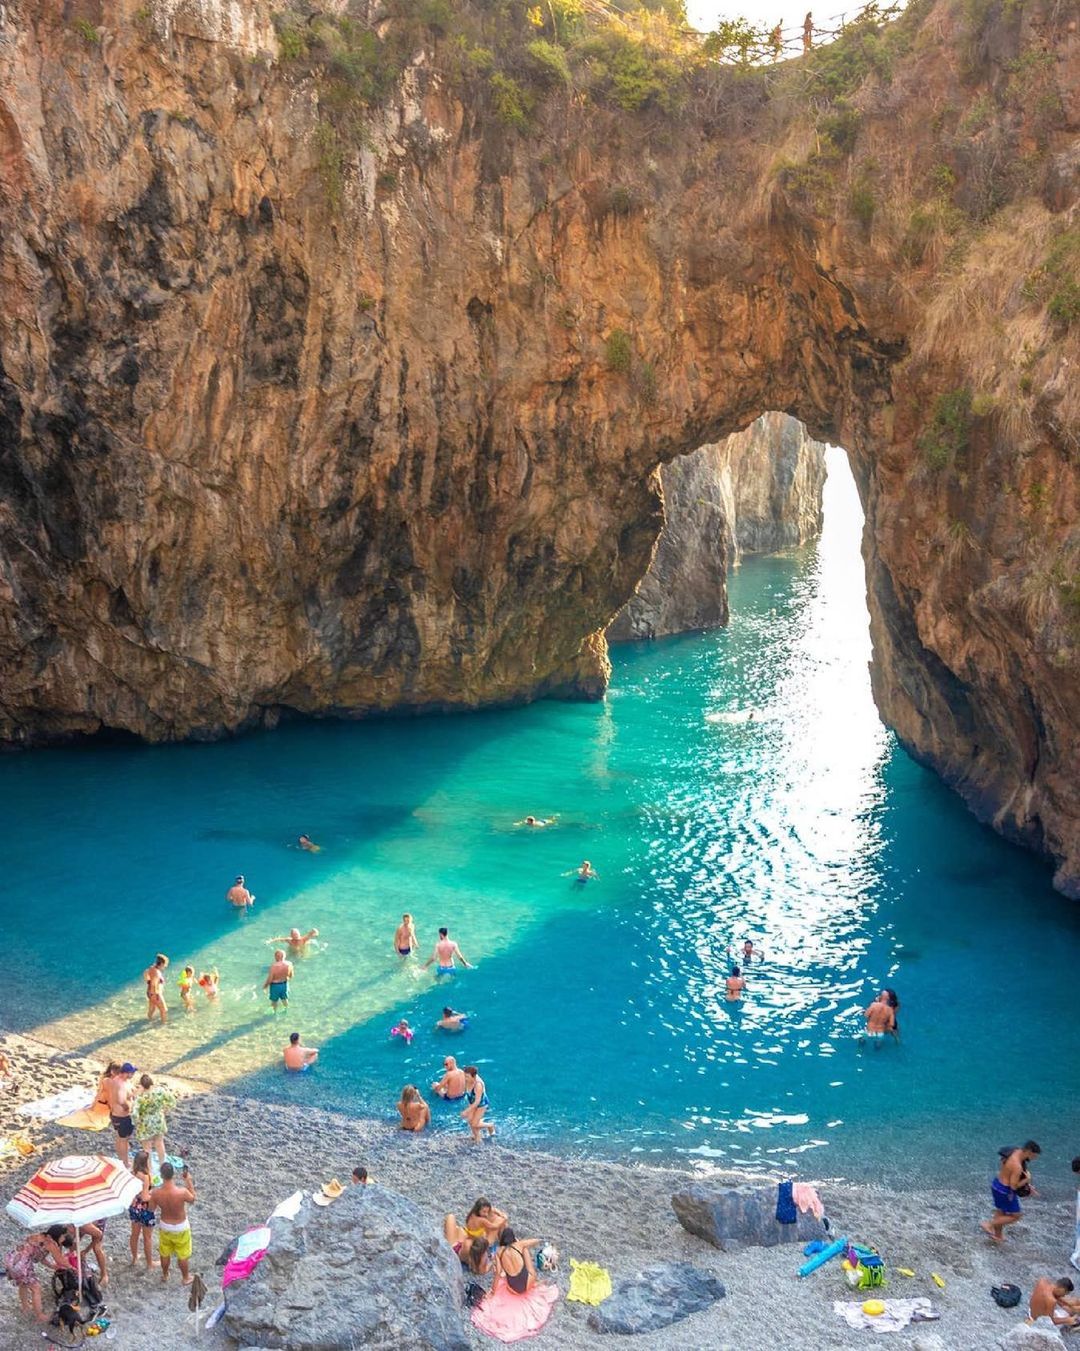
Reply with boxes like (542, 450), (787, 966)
(0, 0), (1078, 892)
(607, 414), (826, 641)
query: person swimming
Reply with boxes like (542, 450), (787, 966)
(576, 860), (598, 882)
(516, 815), (556, 827)
(297, 834), (321, 852)
(725, 966), (745, 1001)
(436, 1006), (469, 1032)
(394, 913), (418, 958)
(740, 938), (762, 963)
(391, 1018), (413, 1044)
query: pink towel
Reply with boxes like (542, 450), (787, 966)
(221, 1249), (267, 1288)
(793, 1183), (824, 1221)
(471, 1282), (559, 1342)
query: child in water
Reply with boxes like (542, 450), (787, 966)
(178, 966), (196, 1013)
(198, 969), (220, 1001)
(391, 1018), (414, 1045)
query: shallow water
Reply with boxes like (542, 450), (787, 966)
(2, 452), (1077, 1193)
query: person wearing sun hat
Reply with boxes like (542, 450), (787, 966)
(312, 1179), (345, 1207)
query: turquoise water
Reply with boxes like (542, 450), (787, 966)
(1, 452), (1078, 1193)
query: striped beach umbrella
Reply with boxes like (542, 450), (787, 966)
(7, 1154), (142, 1288)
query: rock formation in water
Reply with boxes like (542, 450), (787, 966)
(0, 0), (1078, 893)
(608, 414), (826, 641)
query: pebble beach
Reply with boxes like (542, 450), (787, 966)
(0, 1029), (1074, 1350)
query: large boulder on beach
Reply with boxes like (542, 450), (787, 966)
(1001, 1321), (1067, 1350)
(587, 1262), (725, 1335)
(222, 1185), (468, 1350)
(670, 1183), (828, 1251)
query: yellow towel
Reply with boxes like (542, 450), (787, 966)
(57, 1106), (111, 1132)
(567, 1258), (613, 1306)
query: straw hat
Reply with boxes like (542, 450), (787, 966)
(312, 1179), (345, 1206)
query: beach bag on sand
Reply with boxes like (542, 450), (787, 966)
(464, 1282), (486, 1309)
(991, 1284), (1022, 1308)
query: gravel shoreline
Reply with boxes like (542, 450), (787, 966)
(0, 1029), (1073, 1350)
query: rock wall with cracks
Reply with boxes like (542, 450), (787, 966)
(0, 0), (1078, 894)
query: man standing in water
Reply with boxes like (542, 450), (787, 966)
(263, 950), (294, 1010)
(725, 966), (746, 1001)
(268, 927), (319, 957)
(143, 953), (169, 1024)
(150, 1161), (196, 1286)
(982, 1141), (1041, 1242)
(862, 992), (896, 1040)
(424, 927), (473, 976)
(227, 875), (255, 909)
(394, 913), (418, 958)
(107, 1062), (137, 1167)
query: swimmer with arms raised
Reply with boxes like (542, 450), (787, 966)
(394, 913), (418, 958)
(268, 927), (319, 957)
(424, 927), (473, 975)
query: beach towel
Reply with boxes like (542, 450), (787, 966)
(56, 1104), (111, 1132)
(566, 1259), (613, 1305)
(777, 1180), (798, 1224)
(235, 1226), (272, 1261)
(472, 1282), (559, 1341)
(832, 1298), (937, 1333)
(17, 1087), (93, 1121)
(269, 1190), (303, 1221)
(793, 1182), (825, 1221)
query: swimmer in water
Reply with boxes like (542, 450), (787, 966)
(862, 992), (895, 1041)
(391, 1018), (413, 1044)
(432, 1056), (467, 1099)
(436, 1006), (469, 1032)
(394, 913), (418, 958)
(197, 969), (220, 1001)
(297, 834), (321, 852)
(143, 954), (169, 1024)
(576, 860), (598, 881)
(424, 927), (473, 975)
(725, 965), (746, 1001)
(268, 927), (320, 957)
(740, 938), (762, 964)
(284, 1031), (318, 1071)
(516, 815), (556, 828)
(178, 965), (196, 1013)
(227, 875), (255, 909)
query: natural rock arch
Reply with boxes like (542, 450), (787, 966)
(0, 0), (1077, 892)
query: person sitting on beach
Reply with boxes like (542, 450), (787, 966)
(397, 1085), (431, 1132)
(133, 1073), (177, 1168)
(226, 875), (255, 909)
(462, 1066), (495, 1142)
(725, 966), (745, 1001)
(143, 954), (169, 1024)
(1029, 1276), (1080, 1328)
(443, 1216), (494, 1274)
(297, 833), (320, 852)
(576, 860), (598, 881)
(351, 1166), (370, 1185)
(128, 1150), (157, 1270)
(458, 1198), (509, 1246)
(432, 1056), (468, 1100)
(391, 1018), (413, 1044)
(269, 927), (319, 957)
(197, 969), (220, 1000)
(424, 927), (473, 975)
(2, 1229), (66, 1322)
(178, 965), (196, 1013)
(284, 1031), (318, 1071)
(436, 1006), (469, 1032)
(863, 993), (895, 1039)
(394, 913), (418, 958)
(983, 1141), (1041, 1243)
(263, 950), (294, 1010)
(107, 1062), (138, 1167)
(494, 1228), (543, 1296)
(150, 1161), (196, 1286)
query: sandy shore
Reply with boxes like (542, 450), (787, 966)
(0, 1028), (1074, 1350)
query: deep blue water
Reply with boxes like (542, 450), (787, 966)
(1, 453), (1077, 1192)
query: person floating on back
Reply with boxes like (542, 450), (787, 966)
(424, 927), (472, 976)
(283, 1031), (318, 1071)
(226, 875), (255, 909)
(982, 1141), (1041, 1243)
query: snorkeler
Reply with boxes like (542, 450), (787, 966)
(268, 927), (320, 956)
(394, 913), (418, 958)
(424, 928), (473, 975)
(436, 1006), (469, 1032)
(725, 966), (746, 1001)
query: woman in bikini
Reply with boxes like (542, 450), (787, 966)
(461, 1067), (495, 1142)
(441, 1216), (493, 1275)
(128, 1151), (158, 1269)
(493, 1228), (542, 1295)
(93, 1063), (120, 1119)
(396, 1085), (430, 1132)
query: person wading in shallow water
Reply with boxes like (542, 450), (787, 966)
(263, 950), (293, 1010)
(143, 954), (169, 1024)
(725, 966), (746, 1001)
(982, 1141), (1041, 1243)
(226, 875), (255, 909)
(424, 927), (473, 976)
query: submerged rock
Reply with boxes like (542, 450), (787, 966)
(587, 1262), (725, 1335)
(670, 1183), (829, 1251)
(222, 1186), (467, 1350)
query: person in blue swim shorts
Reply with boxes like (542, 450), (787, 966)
(424, 927), (473, 976)
(982, 1141), (1040, 1243)
(263, 950), (294, 1010)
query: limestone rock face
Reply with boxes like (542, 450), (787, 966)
(0, 0), (1078, 892)
(607, 414), (825, 641)
(670, 1183), (829, 1251)
(221, 1186), (468, 1350)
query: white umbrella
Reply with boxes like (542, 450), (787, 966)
(7, 1153), (141, 1292)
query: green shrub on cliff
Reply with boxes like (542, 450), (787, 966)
(526, 39), (572, 87)
(920, 388), (973, 471)
(489, 72), (534, 129)
(577, 29), (687, 112)
(605, 329), (633, 373)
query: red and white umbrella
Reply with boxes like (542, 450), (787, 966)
(7, 1154), (141, 1288)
